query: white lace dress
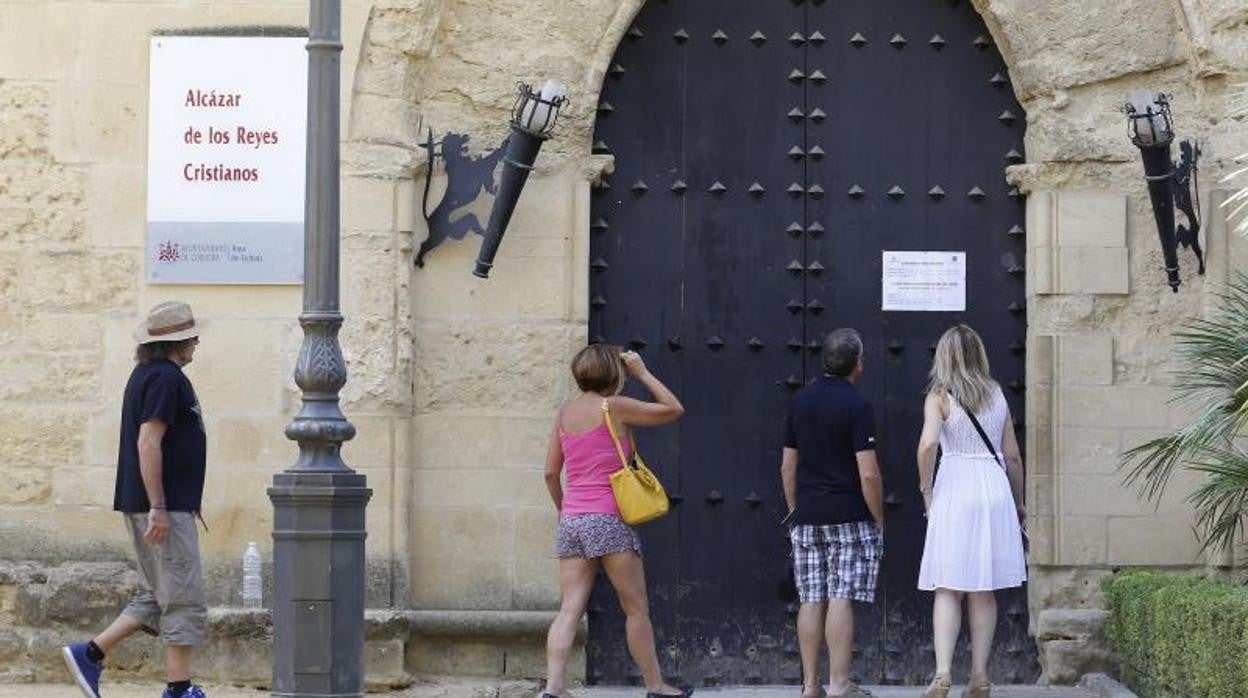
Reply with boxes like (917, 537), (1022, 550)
(917, 386), (1027, 591)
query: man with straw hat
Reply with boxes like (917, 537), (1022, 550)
(62, 301), (211, 698)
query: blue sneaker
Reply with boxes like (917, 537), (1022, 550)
(162, 685), (207, 698)
(60, 642), (102, 698)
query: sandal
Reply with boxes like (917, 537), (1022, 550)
(830, 685), (873, 698)
(800, 687), (827, 698)
(961, 684), (991, 698)
(922, 675), (952, 698)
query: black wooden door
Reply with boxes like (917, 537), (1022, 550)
(588, 0), (1035, 687)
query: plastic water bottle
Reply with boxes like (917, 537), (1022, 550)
(242, 541), (262, 609)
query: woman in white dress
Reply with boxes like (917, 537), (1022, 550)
(916, 325), (1027, 698)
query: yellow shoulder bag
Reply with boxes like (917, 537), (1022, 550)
(602, 400), (670, 525)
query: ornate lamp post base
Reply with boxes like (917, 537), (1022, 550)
(269, 472), (371, 697)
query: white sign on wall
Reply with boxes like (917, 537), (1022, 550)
(881, 251), (967, 312)
(146, 36), (307, 284)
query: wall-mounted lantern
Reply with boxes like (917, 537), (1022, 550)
(472, 80), (568, 278)
(1123, 89), (1204, 292)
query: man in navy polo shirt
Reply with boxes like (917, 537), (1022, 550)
(781, 328), (885, 698)
(62, 301), (210, 698)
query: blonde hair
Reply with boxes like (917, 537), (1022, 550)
(928, 324), (997, 413)
(570, 344), (626, 395)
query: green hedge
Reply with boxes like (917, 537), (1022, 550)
(1103, 571), (1248, 697)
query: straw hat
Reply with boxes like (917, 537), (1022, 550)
(133, 301), (201, 344)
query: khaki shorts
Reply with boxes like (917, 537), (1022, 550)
(121, 512), (208, 646)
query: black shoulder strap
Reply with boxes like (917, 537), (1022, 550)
(956, 396), (1002, 466)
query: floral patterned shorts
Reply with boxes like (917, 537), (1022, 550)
(555, 513), (642, 559)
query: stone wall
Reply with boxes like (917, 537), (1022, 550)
(0, 0), (409, 608)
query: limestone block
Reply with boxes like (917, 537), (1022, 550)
(0, 466), (51, 505)
(343, 140), (422, 179)
(0, 312), (103, 353)
(1056, 428), (1121, 474)
(411, 468), (548, 508)
(0, 81), (53, 158)
(365, 637), (410, 690)
(354, 45), (416, 98)
(342, 234), (399, 318)
(1057, 515), (1107, 565)
(396, 178), (419, 234)
(1030, 245), (1056, 295)
(71, 3), (154, 87)
(0, 205), (85, 245)
(349, 93), (422, 152)
(0, 352), (100, 402)
(341, 314), (411, 412)
(84, 165), (144, 248)
(14, 562), (137, 630)
(1060, 474), (1169, 517)
(1057, 247), (1129, 295)
(1042, 638), (1115, 686)
(413, 322), (578, 413)
(0, 626), (23, 667)
(412, 244), (572, 320)
(344, 416), (398, 469)
(187, 320), (285, 413)
(210, 416), (295, 468)
(1056, 335), (1113, 386)
(1107, 515), (1202, 565)
(1029, 474), (1054, 517)
(1036, 608), (1109, 642)
(982, 0), (1185, 97)
(0, 5), (77, 81)
(147, 286), (302, 321)
(0, 408), (87, 468)
(1029, 567), (1112, 610)
(51, 466), (114, 509)
(408, 507), (514, 609)
(196, 467), (285, 557)
(1027, 514), (1055, 565)
(366, 1), (444, 55)
(0, 251), (18, 304)
(50, 81), (145, 164)
(1057, 386), (1171, 429)
(343, 175), (398, 232)
(511, 506), (559, 609)
(1028, 334), (1055, 386)
(412, 413), (549, 470)
(1056, 191), (1126, 248)
(17, 249), (138, 312)
(1203, 0), (1248, 30)
(1027, 424), (1053, 475)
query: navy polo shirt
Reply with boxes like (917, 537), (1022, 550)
(113, 359), (207, 513)
(784, 376), (877, 526)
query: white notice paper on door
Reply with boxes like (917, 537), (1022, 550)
(881, 251), (966, 312)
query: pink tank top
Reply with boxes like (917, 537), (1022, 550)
(559, 418), (631, 517)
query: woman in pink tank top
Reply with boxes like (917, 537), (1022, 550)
(540, 345), (690, 698)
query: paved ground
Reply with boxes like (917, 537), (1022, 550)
(0, 684), (1101, 697)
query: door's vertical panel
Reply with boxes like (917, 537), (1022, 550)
(587, 0), (688, 685)
(673, 0), (806, 685)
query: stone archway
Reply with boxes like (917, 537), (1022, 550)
(342, 0), (1245, 684)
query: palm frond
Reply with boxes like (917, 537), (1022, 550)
(1186, 445), (1248, 552)
(1221, 80), (1248, 236)
(1120, 273), (1248, 520)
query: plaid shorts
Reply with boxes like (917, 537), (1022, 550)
(790, 520), (883, 603)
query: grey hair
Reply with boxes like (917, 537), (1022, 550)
(822, 328), (863, 377)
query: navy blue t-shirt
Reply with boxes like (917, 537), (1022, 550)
(113, 359), (207, 513)
(785, 376), (877, 526)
